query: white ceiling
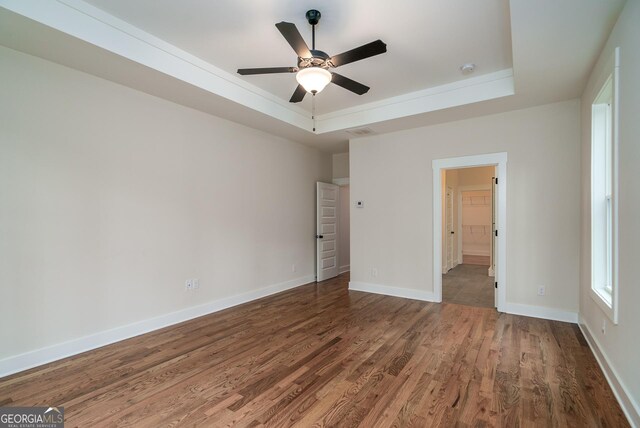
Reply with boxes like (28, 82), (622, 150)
(0, 0), (625, 152)
(79, 0), (514, 116)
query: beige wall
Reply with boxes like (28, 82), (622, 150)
(579, 0), (640, 417)
(350, 99), (581, 312)
(338, 186), (350, 272)
(458, 166), (495, 187)
(332, 153), (349, 179)
(0, 46), (331, 360)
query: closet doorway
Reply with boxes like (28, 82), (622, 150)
(441, 166), (497, 308)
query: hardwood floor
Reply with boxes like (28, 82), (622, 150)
(443, 264), (495, 308)
(0, 273), (628, 427)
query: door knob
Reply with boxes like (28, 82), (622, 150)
(316, 235), (324, 239)
(450, 231), (455, 234)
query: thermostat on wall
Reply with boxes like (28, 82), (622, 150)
(356, 201), (364, 208)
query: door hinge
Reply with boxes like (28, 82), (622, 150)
(495, 282), (498, 289)
(495, 230), (498, 237)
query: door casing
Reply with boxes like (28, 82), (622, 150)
(433, 153), (507, 312)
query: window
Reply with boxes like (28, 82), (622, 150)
(590, 49), (619, 323)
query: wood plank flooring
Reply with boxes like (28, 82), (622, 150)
(0, 273), (628, 427)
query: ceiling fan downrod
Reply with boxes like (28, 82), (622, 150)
(306, 9), (321, 50)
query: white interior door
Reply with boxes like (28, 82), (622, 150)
(492, 176), (498, 307)
(490, 178), (496, 277)
(316, 182), (339, 282)
(446, 187), (454, 271)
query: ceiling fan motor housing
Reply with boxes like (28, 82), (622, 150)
(306, 9), (321, 25)
(298, 50), (330, 68)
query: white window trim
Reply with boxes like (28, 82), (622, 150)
(589, 47), (620, 324)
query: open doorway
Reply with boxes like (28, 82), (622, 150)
(432, 152), (507, 312)
(441, 166), (495, 308)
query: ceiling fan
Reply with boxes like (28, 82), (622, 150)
(237, 9), (387, 103)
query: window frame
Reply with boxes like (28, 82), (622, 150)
(590, 48), (620, 324)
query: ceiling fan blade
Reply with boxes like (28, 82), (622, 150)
(275, 22), (312, 58)
(237, 67), (298, 75)
(289, 84), (307, 103)
(330, 72), (370, 95)
(329, 40), (387, 68)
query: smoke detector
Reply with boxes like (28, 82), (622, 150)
(460, 63), (476, 74)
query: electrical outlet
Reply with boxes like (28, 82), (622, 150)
(371, 267), (378, 278)
(185, 279), (193, 291)
(292, 264), (296, 273)
(602, 319), (607, 335)
(537, 286), (545, 296)
(193, 278), (199, 289)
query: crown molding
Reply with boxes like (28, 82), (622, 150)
(1, 0), (515, 135)
(315, 69), (514, 133)
(0, 0), (313, 129)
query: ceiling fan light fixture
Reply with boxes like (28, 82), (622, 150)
(296, 67), (332, 94)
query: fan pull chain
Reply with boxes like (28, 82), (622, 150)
(312, 93), (316, 132)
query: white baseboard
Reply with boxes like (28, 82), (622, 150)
(0, 274), (315, 378)
(349, 281), (436, 302)
(349, 283), (576, 324)
(579, 318), (640, 427)
(503, 302), (578, 323)
(339, 264), (350, 274)
(463, 251), (491, 257)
